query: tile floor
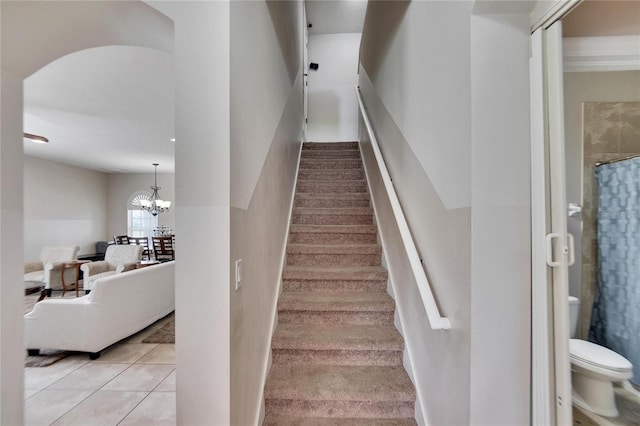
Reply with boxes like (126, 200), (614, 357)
(24, 294), (175, 426)
(573, 386), (640, 426)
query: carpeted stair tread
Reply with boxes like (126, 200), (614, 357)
(287, 244), (381, 255)
(289, 224), (378, 244)
(264, 364), (415, 402)
(301, 149), (361, 159)
(290, 224), (377, 234)
(283, 265), (388, 281)
(303, 142), (359, 150)
(294, 193), (371, 208)
(272, 324), (403, 351)
(293, 207), (372, 216)
(264, 417), (417, 425)
(299, 158), (363, 170)
(278, 292), (395, 312)
(296, 181), (368, 195)
(299, 170), (365, 181)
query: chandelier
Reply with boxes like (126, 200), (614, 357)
(140, 163), (171, 216)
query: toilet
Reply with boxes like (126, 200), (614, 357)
(568, 296), (634, 417)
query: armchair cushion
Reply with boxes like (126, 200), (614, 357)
(81, 245), (142, 291)
(24, 246), (79, 290)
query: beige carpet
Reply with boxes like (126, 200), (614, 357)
(142, 314), (175, 344)
(263, 142), (416, 424)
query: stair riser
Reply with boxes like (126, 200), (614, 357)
(298, 170), (365, 181)
(294, 198), (371, 208)
(299, 161), (363, 170)
(287, 254), (380, 267)
(301, 150), (361, 159)
(296, 183), (368, 194)
(272, 349), (403, 366)
(303, 142), (359, 150)
(292, 214), (373, 226)
(289, 233), (377, 244)
(263, 417), (418, 425)
(264, 399), (415, 419)
(278, 311), (394, 326)
(283, 279), (387, 293)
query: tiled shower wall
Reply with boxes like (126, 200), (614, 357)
(580, 102), (640, 338)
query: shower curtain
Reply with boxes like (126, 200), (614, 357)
(590, 157), (640, 386)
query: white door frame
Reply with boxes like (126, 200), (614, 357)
(302, 4), (309, 141)
(530, 1), (581, 424)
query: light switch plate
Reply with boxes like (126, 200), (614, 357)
(235, 259), (242, 290)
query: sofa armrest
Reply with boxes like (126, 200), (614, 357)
(24, 261), (43, 274)
(81, 261), (111, 276)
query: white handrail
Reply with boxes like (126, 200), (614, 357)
(355, 86), (451, 331)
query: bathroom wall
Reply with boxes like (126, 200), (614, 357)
(580, 101), (640, 338)
(564, 71), (640, 320)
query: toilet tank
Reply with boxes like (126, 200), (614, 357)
(569, 296), (580, 338)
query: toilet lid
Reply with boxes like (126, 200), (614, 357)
(570, 339), (632, 372)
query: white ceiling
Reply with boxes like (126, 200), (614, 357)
(305, 0), (367, 35)
(23, 2), (365, 175)
(24, 45), (174, 174)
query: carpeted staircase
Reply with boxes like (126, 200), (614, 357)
(263, 142), (417, 425)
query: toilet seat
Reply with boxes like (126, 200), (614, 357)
(570, 339), (632, 373)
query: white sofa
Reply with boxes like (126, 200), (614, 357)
(24, 261), (174, 359)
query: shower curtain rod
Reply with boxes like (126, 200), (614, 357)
(595, 154), (640, 167)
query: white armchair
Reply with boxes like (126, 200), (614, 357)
(81, 245), (142, 292)
(24, 246), (80, 292)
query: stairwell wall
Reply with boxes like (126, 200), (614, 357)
(229, 1), (304, 424)
(358, 2), (472, 424)
(359, 1), (532, 424)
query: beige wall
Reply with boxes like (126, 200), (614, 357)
(24, 156), (108, 259)
(107, 172), (175, 239)
(229, 1), (303, 424)
(23, 156), (176, 260)
(359, 2), (532, 424)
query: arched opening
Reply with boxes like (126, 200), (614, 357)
(1, 2), (174, 423)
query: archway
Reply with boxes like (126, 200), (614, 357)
(1, 2), (173, 423)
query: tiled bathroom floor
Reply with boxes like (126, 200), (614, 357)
(24, 310), (175, 426)
(573, 386), (640, 426)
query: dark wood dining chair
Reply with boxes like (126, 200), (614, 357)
(129, 236), (151, 260)
(152, 236), (175, 262)
(113, 235), (130, 245)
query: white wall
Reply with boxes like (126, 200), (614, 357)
(229, 1), (303, 424)
(24, 156), (108, 259)
(359, 2), (533, 424)
(469, 12), (531, 424)
(0, 2), (173, 424)
(366, 4), (472, 210)
(147, 2), (231, 425)
(107, 172), (175, 239)
(307, 33), (360, 142)
(359, 2), (473, 423)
